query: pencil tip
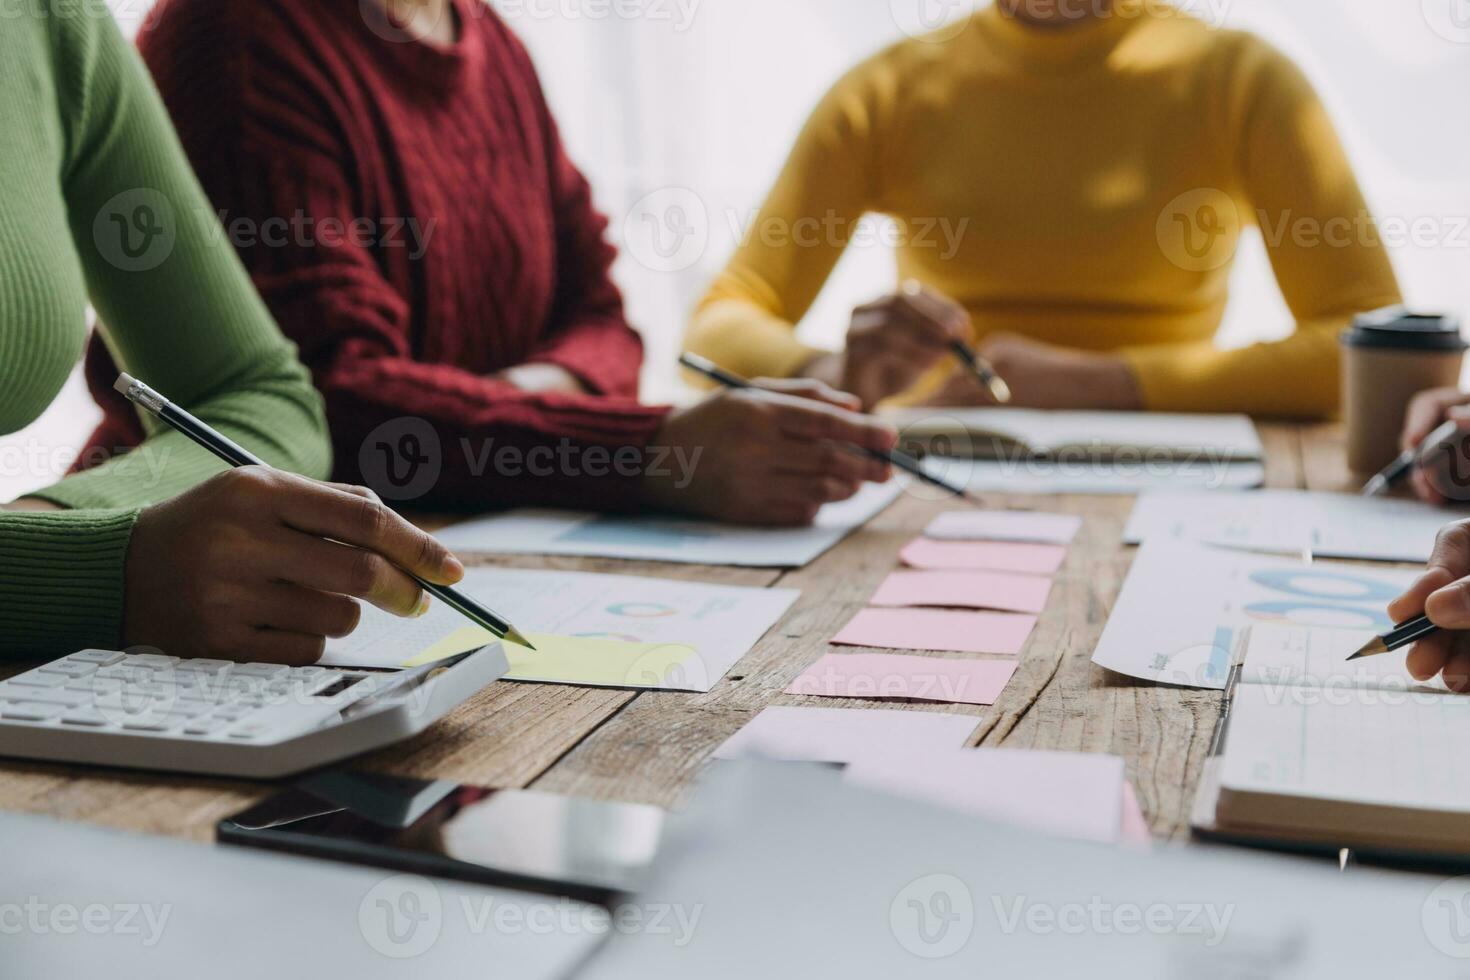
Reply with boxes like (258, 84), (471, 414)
(1347, 639), (1387, 661)
(504, 629), (536, 651)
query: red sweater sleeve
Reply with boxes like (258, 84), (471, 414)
(124, 0), (669, 512)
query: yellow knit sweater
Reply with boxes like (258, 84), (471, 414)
(686, 1), (1401, 417)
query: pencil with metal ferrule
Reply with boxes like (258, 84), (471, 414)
(1347, 614), (1439, 661)
(678, 353), (982, 505)
(1361, 419), (1460, 497)
(949, 340), (1012, 405)
(113, 373), (536, 652)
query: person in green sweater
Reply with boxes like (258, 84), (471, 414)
(0, 0), (463, 664)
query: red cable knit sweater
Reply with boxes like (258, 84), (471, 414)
(82, 0), (670, 510)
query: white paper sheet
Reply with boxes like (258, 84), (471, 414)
(1124, 489), (1463, 562)
(1239, 623), (1446, 693)
(843, 748), (1126, 844)
(917, 456), (1265, 495)
(712, 706), (979, 765)
(923, 509), (1082, 543)
(1090, 540), (1418, 690)
(433, 481), (901, 567)
(887, 407), (1262, 459)
(323, 567), (798, 691)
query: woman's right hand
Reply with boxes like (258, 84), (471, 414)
(803, 282), (969, 410)
(124, 468), (464, 664)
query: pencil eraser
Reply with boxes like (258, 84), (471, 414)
(114, 373), (136, 395)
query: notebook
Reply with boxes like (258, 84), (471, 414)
(1192, 623), (1470, 861)
(884, 407), (1263, 461)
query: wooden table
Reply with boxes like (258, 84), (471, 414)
(0, 422), (1388, 845)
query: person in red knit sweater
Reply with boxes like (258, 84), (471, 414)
(80, 0), (895, 526)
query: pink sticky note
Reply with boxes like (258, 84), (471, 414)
(786, 653), (1018, 706)
(1121, 781), (1151, 848)
(870, 569), (1053, 614)
(832, 607), (1036, 655)
(901, 537), (1066, 575)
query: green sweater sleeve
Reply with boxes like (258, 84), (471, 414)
(0, 4), (329, 660)
(33, 3), (330, 510)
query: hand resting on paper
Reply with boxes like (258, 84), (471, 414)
(1388, 520), (1470, 691)
(642, 378), (896, 527)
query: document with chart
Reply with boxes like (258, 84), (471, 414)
(1124, 489), (1462, 562)
(1090, 539), (1418, 689)
(434, 482), (901, 567)
(323, 567), (797, 692)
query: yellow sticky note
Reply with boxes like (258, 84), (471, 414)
(401, 631), (700, 689)
(401, 626), (497, 667)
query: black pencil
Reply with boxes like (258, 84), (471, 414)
(1347, 614), (1439, 661)
(678, 353), (981, 505)
(114, 373), (535, 651)
(949, 340), (1012, 404)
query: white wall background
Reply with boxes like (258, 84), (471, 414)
(4, 0), (1468, 501)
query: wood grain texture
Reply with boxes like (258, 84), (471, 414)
(0, 424), (1321, 845)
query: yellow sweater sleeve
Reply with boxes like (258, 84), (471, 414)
(1123, 37), (1402, 418)
(685, 54), (898, 380)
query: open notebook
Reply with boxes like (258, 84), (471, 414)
(1192, 623), (1470, 861)
(883, 408), (1263, 461)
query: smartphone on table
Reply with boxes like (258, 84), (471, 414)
(218, 769), (665, 906)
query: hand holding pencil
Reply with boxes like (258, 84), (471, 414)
(1370, 520), (1470, 691)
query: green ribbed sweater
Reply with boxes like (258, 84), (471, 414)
(1, 0), (330, 659)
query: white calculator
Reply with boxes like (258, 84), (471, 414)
(0, 645), (509, 779)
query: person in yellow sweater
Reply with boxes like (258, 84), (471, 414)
(686, 0), (1402, 417)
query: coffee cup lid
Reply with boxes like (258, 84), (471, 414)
(1342, 307), (1466, 351)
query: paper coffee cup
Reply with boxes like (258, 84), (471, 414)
(1342, 308), (1467, 474)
